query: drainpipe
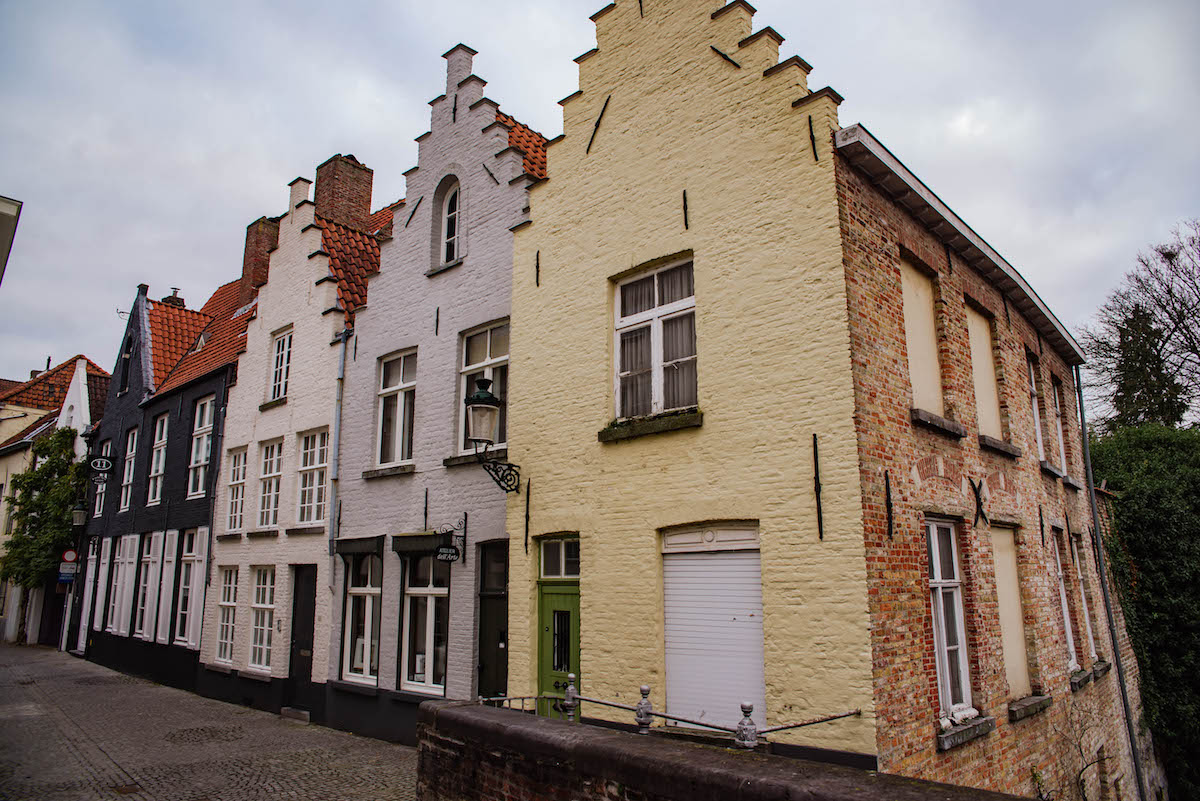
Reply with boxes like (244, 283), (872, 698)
(1074, 365), (1147, 801)
(327, 329), (351, 587)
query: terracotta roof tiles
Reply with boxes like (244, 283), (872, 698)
(145, 300), (212, 387)
(367, 199), (405, 235)
(0, 355), (108, 412)
(317, 215), (381, 327)
(156, 279), (251, 394)
(496, 111), (548, 180)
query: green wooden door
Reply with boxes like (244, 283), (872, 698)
(537, 583), (580, 718)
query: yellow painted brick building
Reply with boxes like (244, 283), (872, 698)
(505, 0), (876, 756)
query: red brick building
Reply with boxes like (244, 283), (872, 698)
(834, 124), (1163, 798)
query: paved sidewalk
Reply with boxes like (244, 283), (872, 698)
(0, 644), (417, 800)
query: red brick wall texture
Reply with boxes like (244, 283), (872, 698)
(835, 151), (1164, 798)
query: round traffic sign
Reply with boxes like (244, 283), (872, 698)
(62, 549), (78, 563)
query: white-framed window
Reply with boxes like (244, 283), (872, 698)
(926, 520), (975, 723)
(187, 396), (215, 498)
(227, 449), (246, 530)
(459, 322), (509, 452)
(146, 414), (169, 505)
(1053, 531), (1080, 672)
(541, 538), (581, 579)
(250, 566), (276, 670)
(270, 329), (293, 401)
(216, 567), (238, 663)
(342, 553), (382, 684)
(1070, 535), (1098, 663)
(614, 260), (696, 419)
(174, 530), (199, 644)
(401, 555), (449, 694)
(297, 431), (328, 524)
(133, 536), (153, 636)
(106, 536), (125, 632)
(1028, 356), (1045, 461)
(378, 352), (417, 465)
(93, 440), (112, 517)
(1052, 376), (1069, 472)
(119, 428), (138, 511)
(258, 441), (283, 528)
(442, 182), (460, 264)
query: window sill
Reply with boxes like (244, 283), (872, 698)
(216, 532), (242, 542)
(1008, 694), (1052, 723)
(936, 715), (995, 751)
(444, 449), (505, 468)
(285, 526), (325, 537)
(598, 409), (702, 443)
(1093, 659), (1112, 679)
(979, 434), (1022, 459)
(259, 397), (287, 412)
(397, 686), (446, 700)
(1063, 474), (1085, 491)
(240, 669), (273, 683)
(363, 464), (416, 479)
(203, 662), (233, 674)
(330, 678), (378, 697)
(425, 258), (463, 277)
(1040, 460), (1065, 480)
(185, 493), (206, 501)
(246, 529), (280, 539)
(910, 408), (967, 439)
(1070, 668), (1094, 692)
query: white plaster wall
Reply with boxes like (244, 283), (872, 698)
(332, 47), (533, 700)
(55, 357), (93, 458)
(199, 189), (344, 683)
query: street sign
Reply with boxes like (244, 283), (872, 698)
(91, 472), (109, 485)
(62, 549), (78, 563)
(59, 561), (78, 574)
(89, 456), (113, 473)
(434, 545), (460, 563)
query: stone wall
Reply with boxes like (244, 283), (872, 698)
(416, 700), (1021, 801)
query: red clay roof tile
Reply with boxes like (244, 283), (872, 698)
(0, 355), (108, 412)
(145, 300), (212, 387)
(156, 279), (252, 394)
(496, 111), (548, 180)
(316, 215), (381, 327)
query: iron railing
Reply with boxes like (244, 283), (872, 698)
(481, 674), (860, 750)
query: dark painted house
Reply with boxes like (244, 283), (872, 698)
(77, 219), (277, 689)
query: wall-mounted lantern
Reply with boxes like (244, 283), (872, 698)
(465, 378), (521, 493)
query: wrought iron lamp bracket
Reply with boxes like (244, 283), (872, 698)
(472, 441), (521, 494)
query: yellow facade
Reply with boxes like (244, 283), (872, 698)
(506, 0), (875, 754)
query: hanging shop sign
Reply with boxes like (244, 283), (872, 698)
(435, 545), (461, 563)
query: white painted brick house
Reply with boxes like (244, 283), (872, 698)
(198, 154), (395, 720)
(326, 45), (545, 741)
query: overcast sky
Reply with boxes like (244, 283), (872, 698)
(1, 0), (1197, 382)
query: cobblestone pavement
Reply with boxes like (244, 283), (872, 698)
(0, 643), (417, 801)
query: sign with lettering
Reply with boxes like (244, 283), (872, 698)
(89, 456), (113, 473)
(434, 545), (460, 563)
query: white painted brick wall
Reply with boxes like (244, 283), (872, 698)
(199, 191), (344, 684)
(332, 47), (533, 700)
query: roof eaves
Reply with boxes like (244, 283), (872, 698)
(833, 123), (1086, 366)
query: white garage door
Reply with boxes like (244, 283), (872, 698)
(663, 549), (766, 729)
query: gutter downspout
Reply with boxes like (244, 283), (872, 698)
(327, 329), (351, 587)
(1075, 365), (1148, 801)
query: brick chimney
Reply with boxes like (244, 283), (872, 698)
(160, 288), (186, 308)
(314, 154), (373, 231)
(240, 216), (280, 305)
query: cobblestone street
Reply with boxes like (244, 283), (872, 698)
(0, 644), (417, 800)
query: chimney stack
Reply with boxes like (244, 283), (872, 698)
(240, 216), (280, 305)
(314, 154), (373, 231)
(160, 287), (186, 308)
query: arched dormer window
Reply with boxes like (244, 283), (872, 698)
(442, 182), (460, 264)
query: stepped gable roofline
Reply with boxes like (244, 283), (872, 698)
(835, 123), (1085, 365)
(145, 296), (212, 388)
(155, 278), (251, 394)
(0, 354), (108, 411)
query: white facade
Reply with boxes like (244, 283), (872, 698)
(201, 174), (358, 686)
(332, 45), (538, 701)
